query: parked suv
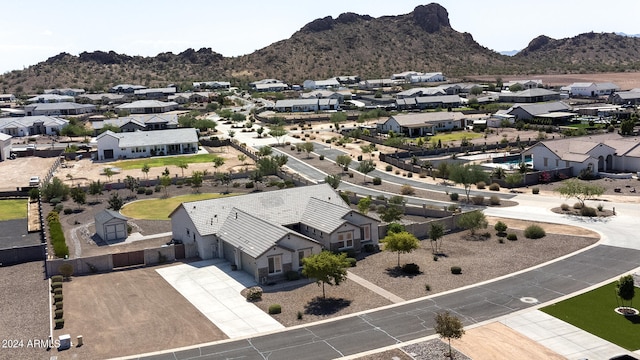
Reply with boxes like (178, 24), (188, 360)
(29, 176), (40, 187)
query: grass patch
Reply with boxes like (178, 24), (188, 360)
(121, 193), (234, 220)
(541, 282), (640, 351)
(0, 199), (28, 220)
(107, 154), (222, 170)
(430, 132), (483, 143)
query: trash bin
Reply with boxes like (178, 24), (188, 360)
(58, 334), (71, 350)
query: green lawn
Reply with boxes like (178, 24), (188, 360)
(0, 199), (28, 220)
(541, 281), (640, 350)
(430, 132), (483, 142)
(108, 154), (222, 170)
(121, 193), (234, 220)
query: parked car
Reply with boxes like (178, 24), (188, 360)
(29, 176), (40, 187)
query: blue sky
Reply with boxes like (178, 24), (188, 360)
(1, 0), (639, 74)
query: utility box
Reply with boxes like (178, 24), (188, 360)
(58, 334), (71, 350)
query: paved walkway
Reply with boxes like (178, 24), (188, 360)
(347, 271), (405, 304)
(156, 258), (284, 339)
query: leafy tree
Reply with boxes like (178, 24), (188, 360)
(193, 119), (217, 132)
(250, 170), (264, 189)
(273, 154), (288, 168)
(123, 175), (139, 196)
(160, 175), (172, 197)
(377, 196), (405, 223)
(330, 112), (347, 130)
(555, 179), (604, 207)
(257, 157), (279, 176)
(505, 172), (523, 188)
(212, 156), (225, 173)
(302, 251), (350, 299)
(356, 159), (376, 183)
(88, 180), (103, 202)
(434, 311), (465, 358)
(382, 231), (419, 268)
(620, 119), (635, 135)
(449, 164), (489, 203)
(437, 162), (450, 179)
(231, 113), (246, 122)
(42, 177), (70, 202)
(162, 167), (170, 177)
(360, 144), (376, 159)
(336, 154), (352, 171)
(177, 161), (189, 177)
(429, 222), (445, 254)
(324, 174), (341, 189)
(470, 85), (483, 96)
(301, 142), (314, 158)
(616, 274), (635, 309)
(387, 222), (405, 234)
(456, 210), (488, 235)
(216, 172), (232, 193)
(257, 145), (273, 157)
(103, 167), (114, 182)
(357, 196), (371, 214)
(509, 83), (524, 92)
(269, 125), (287, 145)
(191, 171), (203, 193)
(256, 126), (264, 138)
(108, 192), (124, 211)
(69, 187), (86, 207)
(141, 163), (150, 183)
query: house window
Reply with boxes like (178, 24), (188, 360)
(543, 157), (548, 167)
(555, 159), (559, 167)
(360, 224), (371, 241)
(298, 249), (311, 265)
(186, 228), (190, 235)
(337, 231), (354, 249)
(268, 255), (282, 274)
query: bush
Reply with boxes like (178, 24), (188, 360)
(372, 177), (382, 185)
(285, 271), (300, 281)
(573, 202), (583, 209)
(55, 301), (63, 310)
(489, 195), (500, 205)
(268, 304), (282, 314)
(407, 172), (413, 178)
(137, 187), (146, 194)
(58, 263), (73, 279)
(450, 266), (462, 275)
(494, 221), (507, 234)
(402, 263), (420, 275)
(425, 284), (431, 292)
(489, 183), (500, 191)
(245, 181), (254, 189)
(476, 181), (486, 189)
(385, 165), (393, 171)
(395, 170), (400, 175)
(472, 195), (484, 205)
(63, 208), (73, 215)
(297, 311), (303, 320)
(154, 185), (162, 193)
(524, 224), (546, 239)
(581, 206), (597, 217)
(53, 288), (63, 296)
(54, 204), (64, 213)
(357, 155), (363, 161)
(346, 257), (357, 267)
(400, 184), (415, 195)
(449, 192), (459, 201)
(319, 154), (324, 160)
(51, 275), (63, 283)
(54, 309), (64, 319)
(506, 233), (518, 241)
(363, 243), (376, 253)
(53, 294), (63, 303)
(532, 187), (539, 194)
(145, 188), (153, 195)
(433, 255), (438, 261)
(561, 203), (570, 211)
(245, 286), (263, 301)
(597, 203), (604, 211)
(55, 318), (64, 329)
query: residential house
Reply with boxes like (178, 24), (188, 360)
(391, 71), (420, 81)
(115, 100), (179, 114)
(96, 128), (198, 160)
(169, 184), (380, 282)
(134, 87), (177, 100)
(377, 112), (467, 137)
(95, 210), (128, 242)
(335, 76), (360, 85)
(26, 94), (74, 103)
(168, 92), (212, 104)
(110, 84), (147, 93)
(0, 94), (16, 103)
(568, 82), (620, 97)
(250, 79), (288, 92)
(303, 78), (341, 90)
(609, 90), (640, 105)
(395, 95), (462, 110)
(76, 93), (129, 105)
(24, 102), (96, 116)
(0, 133), (11, 161)
(192, 81), (230, 90)
(274, 98), (339, 112)
(359, 79), (395, 89)
(408, 72), (446, 83)
(44, 88), (86, 97)
(91, 114), (179, 134)
(499, 88), (561, 103)
(300, 90), (345, 103)
(396, 87), (446, 99)
(0, 116), (68, 137)
(503, 80), (542, 90)
(506, 101), (573, 121)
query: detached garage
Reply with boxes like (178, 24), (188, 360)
(0, 133), (11, 161)
(95, 210), (128, 242)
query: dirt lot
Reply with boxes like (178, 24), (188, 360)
(0, 262), (51, 360)
(52, 265), (225, 360)
(0, 156), (57, 191)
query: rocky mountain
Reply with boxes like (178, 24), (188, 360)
(2, 3), (640, 94)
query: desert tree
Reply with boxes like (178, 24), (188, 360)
(456, 210), (488, 236)
(269, 125), (287, 145)
(160, 175), (172, 197)
(69, 186), (86, 208)
(212, 155), (225, 174)
(336, 154), (352, 171)
(237, 154), (248, 165)
(123, 175), (139, 197)
(449, 164), (489, 203)
(257, 145), (273, 157)
(429, 222), (445, 255)
(302, 251), (350, 299)
(356, 159), (376, 183)
(177, 160), (189, 177)
(434, 311), (465, 358)
(141, 163), (150, 184)
(88, 180), (103, 203)
(377, 195), (405, 223)
(382, 231), (419, 268)
(555, 179), (605, 207)
(324, 174), (341, 189)
(357, 196), (372, 214)
(616, 274), (635, 310)
(103, 167), (114, 182)
(108, 192), (124, 211)
(301, 142), (314, 158)
(191, 171), (203, 193)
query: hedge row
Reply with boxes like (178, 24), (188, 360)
(47, 212), (69, 258)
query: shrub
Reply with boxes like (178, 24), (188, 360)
(472, 195), (485, 205)
(357, 155), (363, 161)
(561, 203), (570, 211)
(597, 203), (604, 211)
(573, 202), (583, 209)
(363, 243), (376, 253)
(53, 294), (63, 303)
(425, 284), (431, 291)
(402, 263), (420, 275)
(53, 288), (63, 296)
(319, 154), (324, 160)
(476, 181), (486, 189)
(498, 238), (505, 244)
(481, 232), (491, 239)
(137, 187), (146, 194)
(245, 286), (263, 301)
(494, 221), (507, 234)
(407, 172), (413, 178)
(297, 311), (303, 320)
(346, 257), (357, 267)
(54, 204), (64, 213)
(54, 309), (64, 319)
(372, 177), (382, 185)
(63, 208), (73, 215)
(268, 304), (282, 314)
(55, 301), (63, 310)
(489, 183), (500, 191)
(449, 192), (459, 201)
(532, 187), (539, 194)
(524, 224), (546, 239)
(400, 184), (415, 195)
(55, 319), (64, 329)
(506, 233), (518, 241)
(581, 206), (597, 217)
(450, 266), (462, 275)
(154, 185), (162, 192)
(51, 275), (63, 283)
(395, 170), (400, 175)
(145, 188), (153, 195)
(385, 165), (393, 171)
(489, 195), (500, 205)
(349, 173), (354, 178)
(245, 181), (254, 189)
(433, 255), (438, 261)
(285, 271), (300, 281)
(58, 263), (73, 279)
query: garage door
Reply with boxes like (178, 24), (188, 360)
(103, 149), (114, 159)
(105, 223), (126, 241)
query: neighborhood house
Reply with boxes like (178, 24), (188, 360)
(96, 128), (198, 160)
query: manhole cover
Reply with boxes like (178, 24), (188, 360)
(520, 297), (538, 304)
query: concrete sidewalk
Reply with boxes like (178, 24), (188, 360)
(156, 259), (284, 338)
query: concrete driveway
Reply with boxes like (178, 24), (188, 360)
(156, 259), (284, 339)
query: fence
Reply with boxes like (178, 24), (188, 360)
(0, 244), (46, 266)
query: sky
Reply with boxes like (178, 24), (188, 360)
(1, 0), (639, 74)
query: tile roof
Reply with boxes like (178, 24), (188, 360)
(299, 198), (351, 233)
(509, 102), (571, 116)
(97, 128), (197, 147)
(385, 112), (466, 127)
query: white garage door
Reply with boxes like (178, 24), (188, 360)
(105, 223), (126, 241)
